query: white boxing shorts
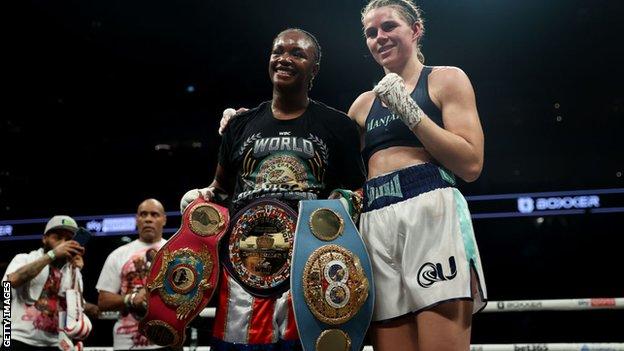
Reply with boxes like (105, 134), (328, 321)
(360, 163), (487, 322)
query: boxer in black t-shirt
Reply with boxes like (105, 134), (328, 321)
(219, 99), (363, 213)
(180, 28), (364, 351)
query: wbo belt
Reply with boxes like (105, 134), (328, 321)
(221, 198), (298, 297)
(291, 199), (374, 351)
(140, 197), (229, 347)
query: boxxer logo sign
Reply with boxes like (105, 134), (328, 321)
(417, 256), (457, 288)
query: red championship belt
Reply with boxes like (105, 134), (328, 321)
(139, 197), (229, 347)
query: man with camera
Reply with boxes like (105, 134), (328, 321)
(2, 215), (92, 350)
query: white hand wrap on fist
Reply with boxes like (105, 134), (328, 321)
(180, 187), (215, 213)
(373, 72), (425, 130)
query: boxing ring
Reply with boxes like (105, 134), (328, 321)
(4, 188), (620, 350)
(89, 297), (624, 351)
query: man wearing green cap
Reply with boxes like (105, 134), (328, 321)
(2, 215), (87, 350)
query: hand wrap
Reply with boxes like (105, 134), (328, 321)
(373, 73), (425, 130)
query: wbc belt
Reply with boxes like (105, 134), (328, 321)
(140, 197), (229, 347)
(291, 200), (374, 351)
(221, 199), (298, 297)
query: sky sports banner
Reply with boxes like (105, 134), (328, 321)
(0, 188), (623, 241)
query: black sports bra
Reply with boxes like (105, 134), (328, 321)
(361, 66), (443, 167)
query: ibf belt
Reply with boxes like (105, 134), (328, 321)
(221, 199), (297, 297)
(140, 197), (229, 347)
(291, 200), (374, 351)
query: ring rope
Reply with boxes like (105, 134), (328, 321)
(484, 297), (624, 312)
(466, 344), (624, 351)
(98, 297), (624, 320)
(81, 344), (624, 351)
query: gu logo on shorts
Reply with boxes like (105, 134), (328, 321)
(417, 256), (457, 288)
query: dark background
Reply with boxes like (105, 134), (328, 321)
(2, 0), (623, 347)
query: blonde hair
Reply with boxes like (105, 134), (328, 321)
(361, 0), (426, 64)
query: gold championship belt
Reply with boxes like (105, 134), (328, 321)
(140, 197), (229, 347)
(221, 199), (298, 297)
(291, 200), (374, 351)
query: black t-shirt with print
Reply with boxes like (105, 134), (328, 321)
(219, 99), (365, 212)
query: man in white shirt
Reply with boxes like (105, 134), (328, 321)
(2, 215), (85, 351)
(96, 198), (169, 351)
